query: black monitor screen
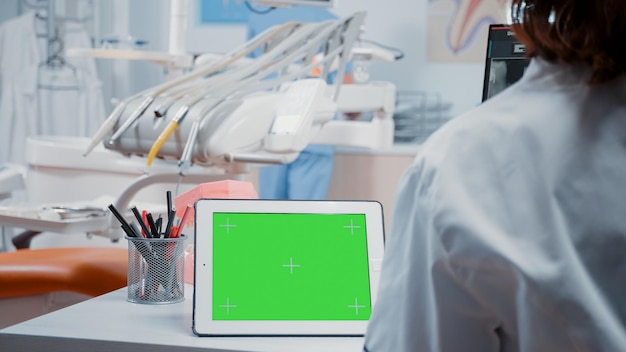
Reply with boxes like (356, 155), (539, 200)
(482, 25), (530, 102)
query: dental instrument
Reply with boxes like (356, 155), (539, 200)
(142, 20), (330, 165)
(144, 18), (351, 168)
(82, 100), (129, 156)
(106, 13), (364, 163)
(103, 21), (303, 148)
(82, 21), (302, 157)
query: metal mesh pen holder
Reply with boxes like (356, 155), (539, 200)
(126, 235), (186, 304)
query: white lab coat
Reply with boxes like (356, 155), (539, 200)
(0, 11), (104, 165)
(364, 59), (626, 351)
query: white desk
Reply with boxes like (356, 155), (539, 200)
(0, 285), (364, 352)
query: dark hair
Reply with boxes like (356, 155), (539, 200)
(510, 0), (626, 84)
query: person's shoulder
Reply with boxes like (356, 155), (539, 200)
(416, 94), (523, 169)
(417, 58), (592, 172)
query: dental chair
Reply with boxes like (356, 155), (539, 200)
(0, 247), (127, 329)
(0, 151), (128, 329)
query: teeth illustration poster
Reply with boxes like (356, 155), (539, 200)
(428, 0), (508, 62)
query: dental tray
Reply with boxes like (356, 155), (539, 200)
(0, 206), (109, 234)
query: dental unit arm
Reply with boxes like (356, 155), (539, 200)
(79, 11), (398, 241)
(91, 11), (394, 160)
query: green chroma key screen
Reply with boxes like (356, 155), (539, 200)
(212, 212), (372, 321)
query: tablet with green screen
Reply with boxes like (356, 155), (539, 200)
(192, 199), (385, 336)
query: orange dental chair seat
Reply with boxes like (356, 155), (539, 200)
(0, 247), (128, 299)
(0, 247), (128, 328)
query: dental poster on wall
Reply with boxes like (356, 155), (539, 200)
(427, 0), (508, 63)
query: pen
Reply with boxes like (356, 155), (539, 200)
(126, 223), (153, 257)
(166, 191), (173, 215)
(156, 215), (163, 236)
(164, 209), (175, 238)
(170, 225), (178, 238)
(131, 206), (150, 238)
(164, 191), (175, 238)
(142, 210), (152, 238)
(108, 204), (134, 237)
(146, 213), (158, 238)
(173, 204), (192, 238)
(117, 222), (154, 273)
(128, 222), (142, 238)
(118, 224), (135, 239)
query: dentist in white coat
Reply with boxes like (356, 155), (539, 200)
(364, 0), (626, 351)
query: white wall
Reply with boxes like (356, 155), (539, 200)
(128, 0), (171, 94)
(186, 0), (249, 55)
(334, 0), (485, 116)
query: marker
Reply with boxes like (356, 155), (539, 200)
(173, 204), (192, 238)
(142, 210), (152, 238)
(108, 204), (134, 238)
(131, 206), (150, 238)
(164, 209), (175, 238)
(155, 215), (163, 236)
(146, 213), (158, 238)
(109, 206), (153, 261)
(164, 191), (175, 238)
(125, 224), (156, 275)
(166, 191), (173, 215)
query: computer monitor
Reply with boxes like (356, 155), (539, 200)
(249, 0), (335, 8)
(482, 24), (531, 102)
